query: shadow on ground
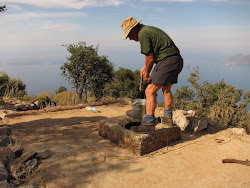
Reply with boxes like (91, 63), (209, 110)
(9, 115), (141, 187)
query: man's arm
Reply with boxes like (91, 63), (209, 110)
(141, 53), (155, 82)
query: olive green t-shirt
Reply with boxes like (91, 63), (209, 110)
(138, 24), (180, 63)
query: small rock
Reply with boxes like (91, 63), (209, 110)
(155, 123), (169, 129)
(0, 180), (8, 187)
(11, 151), (37, 179)
(229, 128), (247, 136)
(117, 97), (130, 105)
(0, 135), (11, 147)
(12, 145), (24, 158)
(35, 149), (51, 159)
(0, 162), (8, 181)
(20, 179), (40, 188)
(0, 110), (8, 120)
(12, 151), (36, 165)
(194, 118), (208, 132)
(187, 117), (208, 132)
(0, 127), (12, 136)
(0, 147), (15, 166)
(12, 158), (38, 180)
(173, 110), (187, 122)
(173, 110), (189, 131)
(174, 116), (190, 131)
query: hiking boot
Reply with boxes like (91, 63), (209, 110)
(131, 114), (156, 132)
(161, 117), (174, 126)
(141, 114), (156, 126)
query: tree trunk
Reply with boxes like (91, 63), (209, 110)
(79, 86), (84, 102)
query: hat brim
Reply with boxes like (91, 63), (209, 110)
(123, 19), (142, 40)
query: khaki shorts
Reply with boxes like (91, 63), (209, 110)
(148, 54), (183, 86)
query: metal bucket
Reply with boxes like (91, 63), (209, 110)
(131, 98), (146, 122)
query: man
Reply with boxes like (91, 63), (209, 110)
(121, 17), (183, 130)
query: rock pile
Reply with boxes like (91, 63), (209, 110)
(0, 126), (51, 187)
(0, 97), (39, 111)
(173, 110), (214, 132)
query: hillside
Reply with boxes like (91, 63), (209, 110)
(1, 102), (250, 187)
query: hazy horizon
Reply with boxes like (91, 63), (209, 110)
(1, 0), (249, 97)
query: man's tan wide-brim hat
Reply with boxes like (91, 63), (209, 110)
(121, 17), (142, 40)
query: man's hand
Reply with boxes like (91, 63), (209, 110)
(142, 53), (155, 82)
(143, 73), (150, 82)
(140, 65), (149, 82)
(140, 65), (145, 77)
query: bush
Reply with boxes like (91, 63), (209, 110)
(0, 71), (26, 98)
(173, 67), (250, 131)
(37, 90), (54, 98)
(55, 86), (67, 94)
(36, 96), (53, 108)
(105, 68), (147, 99)
(16, 95), (35, 102)
(52, 91), (80, 106)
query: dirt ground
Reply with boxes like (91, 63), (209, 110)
(1, 103), (250, 188)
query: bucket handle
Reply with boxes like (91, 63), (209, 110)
(139, 76), (142, 92)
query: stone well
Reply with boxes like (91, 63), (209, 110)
(99, 115), (181, 155)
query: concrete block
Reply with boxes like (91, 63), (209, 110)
(99, 116), (181, 155)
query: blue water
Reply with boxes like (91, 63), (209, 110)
(156, 53), (250, 109)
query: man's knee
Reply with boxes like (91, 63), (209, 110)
(145, 87), (156, 97)
(162, 84), (173, 94)
(145, 85), (160, 97)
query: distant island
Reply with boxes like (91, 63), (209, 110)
(225, 54), (250, 66)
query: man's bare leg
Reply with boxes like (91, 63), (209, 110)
(145, 83), (162, 115)
(137, 83), (161, 130)
(162, 84), (174, 125)
(162, 84), (173, 110)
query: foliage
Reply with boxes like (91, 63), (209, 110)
(89, 55), (114, 101)
(16, 95), (35, 102)
(55, 86), (67, 94)
(0, 72), (9, 96)
(173, 85), (196, 110)
(35, 96), (53, 108)
(105, 68), (147, 99)
(61, 41), (114, 102)
(0, 71), (26, 97)
(37, 90), (54, 99)
(52, 91), (80, 106)
(36, 96), (51, 104)
(0, 5), (6, 12)
(208, 88), (249, 130)
(173, 66), (250, 131)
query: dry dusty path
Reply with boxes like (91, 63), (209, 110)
(3, 103), (250, 188)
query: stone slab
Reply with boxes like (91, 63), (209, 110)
(99, 116), (181, 155)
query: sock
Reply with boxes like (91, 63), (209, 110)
(143, 114), (155, 118)
(164, 109), (172, 119)
(142, 114), (155, 126)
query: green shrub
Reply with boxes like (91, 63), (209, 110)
(16, 95), (35, 101)
(0, 71), (26, 98)
(105, 68), (147, 99)
(55, 86), (67, 94)
(37, 90), (54, 98)
(52, 91), (80, 106)
(173, 66), (249, 132)
(36, 96), (52, 108)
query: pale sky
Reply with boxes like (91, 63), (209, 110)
(0, 0), (250, 95)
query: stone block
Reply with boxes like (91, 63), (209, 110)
(99, 116), (181, 155)
(0, 162), (8, 181)
(186, 117), (208, 132)
(0, 127), (12, 136)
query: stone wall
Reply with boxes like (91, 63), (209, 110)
(99, 116), (181, 155)
(0, 126), (50, 187)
